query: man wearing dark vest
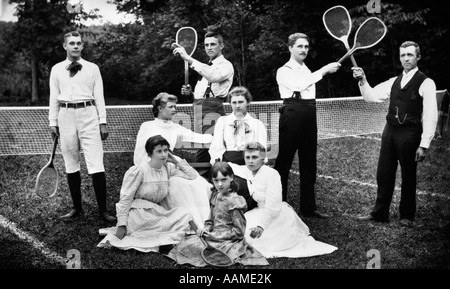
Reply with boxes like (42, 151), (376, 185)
(352, 41), (438, 226)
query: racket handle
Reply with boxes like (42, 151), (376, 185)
(51, 135), (58, 161)
(350, 55), (358, 67)
(184, 61), (189, 85)
(338, 51), (351, 64)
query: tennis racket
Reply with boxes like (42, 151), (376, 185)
(338, 17), (387, 64)
(175, 27), (198, 86)
(34, 136), (59, 199)
(189, 221), (234, 268)
(323, 5), (358, 67)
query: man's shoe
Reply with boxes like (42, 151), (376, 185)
(303, 210), (330, 219)
(60, 209), (83, 219)
(356, 214), (374, 221)
(356, 214), (388, 222)
(399, 219), (413, 227)
(100, 212), (117, 222)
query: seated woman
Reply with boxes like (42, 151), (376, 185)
(229, 142), (338, 258)
(208, 86), (267, 165)
(208, 86), (267, 210)
(134, 92), (212, 227)
(97, 135), (197, 253)
(167, 162), (268, 267)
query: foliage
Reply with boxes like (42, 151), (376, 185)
(0, 0), (448, 105)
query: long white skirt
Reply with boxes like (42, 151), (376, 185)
(160, 176), (212, 228)
(244, 202), (338, 258)
(97, 200), (191, 253)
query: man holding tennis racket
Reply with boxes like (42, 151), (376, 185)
(172, 29), (234, 166)
(49, 31), (116, 222)
(274, 33), (340, 219)
(352, 41), (438, 226)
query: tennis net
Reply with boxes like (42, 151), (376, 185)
(1, 91), (447, 158)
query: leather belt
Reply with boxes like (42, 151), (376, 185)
(59, 100), (95, 109)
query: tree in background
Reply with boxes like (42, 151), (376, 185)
(5, 0), (100, 104)
(1, 0), (447, 105)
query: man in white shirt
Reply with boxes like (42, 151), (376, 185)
(49, 31), (116, 222)
(274, 32), (340, 219)
(172, 30), (234, 166)
(353, 41), (437, 226)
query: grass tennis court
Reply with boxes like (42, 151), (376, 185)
(1, 134), (449, 269)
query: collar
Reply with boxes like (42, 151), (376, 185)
(154, 118), (173, 126)
(402, 67), (418, 78)
(285, 58), (305, 70)
(65, 57), (85, 65)
(210, 55), (225, 65)
(229, 112), (253, 122)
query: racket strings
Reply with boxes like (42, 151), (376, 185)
(324, 8), (351, 38)
(354, 19), (386, 48)
(35, 166), (58, 198)
(177, 29), (197, 56)
(202, 245), (234, 267)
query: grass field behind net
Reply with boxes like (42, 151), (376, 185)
(0, 135), (449, 269)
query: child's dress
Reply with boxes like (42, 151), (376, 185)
(166, 189), (269, 267)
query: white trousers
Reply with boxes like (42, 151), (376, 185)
(58, 105), (105, 174)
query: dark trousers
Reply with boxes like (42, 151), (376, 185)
(222, 150), (257, 211)
(274, 98), (317, 214)
(67, 171), (108, 213)
(193, 97), (225, 163)
(370, 123), (422, 221)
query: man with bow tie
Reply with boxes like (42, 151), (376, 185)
(48, 31), (116, 222)
(172, 29), (234, 168)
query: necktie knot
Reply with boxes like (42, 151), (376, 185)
(66, 62), (82, 77)
(231, 119), (251, 135)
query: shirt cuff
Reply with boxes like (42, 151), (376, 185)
(419, 140), (430, 149)
(116, 215), (127, 227)
(190, 59), (202, 71)
(99, 117), (107, 124)
(49, 120), (58, 127)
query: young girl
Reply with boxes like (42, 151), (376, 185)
(167, 162), (268, 267)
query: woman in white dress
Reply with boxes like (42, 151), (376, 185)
(208, 86), (267, 166)
(98, 135), (196, 252)
(208, 86), (267, 210)
(229, 142), (338, 258)
(133, 93), (212, 227)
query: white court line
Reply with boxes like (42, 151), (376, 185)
(0, 214), (68, 267)
(289, 170), (450, 200)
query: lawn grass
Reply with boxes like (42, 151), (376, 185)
(0, 134), (449, 269)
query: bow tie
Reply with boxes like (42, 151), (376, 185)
(231, 119), (250, 135)
(66, 62), (82, 77)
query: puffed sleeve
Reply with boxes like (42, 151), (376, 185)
(115, 166), (144, 227)
(208, 116), (227, 165)
(228, 195), (248, 212)
(166, 159), (198, 180)
(133, 123), (148, 166)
